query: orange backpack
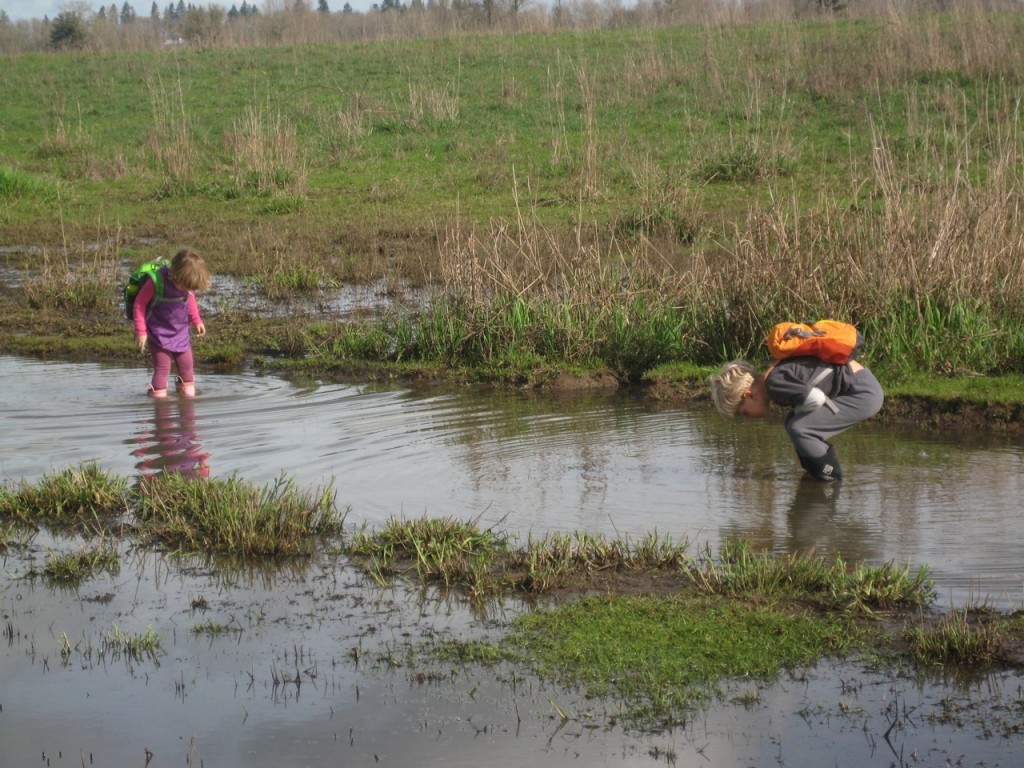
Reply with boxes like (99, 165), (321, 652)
(766, 320), (862, 365)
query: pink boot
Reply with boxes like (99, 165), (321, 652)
(147, 385), (168, 399)
(176, 377), (196, 398)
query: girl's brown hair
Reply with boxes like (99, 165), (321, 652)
(169, 249), (211, 292)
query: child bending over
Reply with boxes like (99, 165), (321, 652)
(709, 356), (883, 481)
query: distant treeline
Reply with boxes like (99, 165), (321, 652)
(3, 0), (999, 56)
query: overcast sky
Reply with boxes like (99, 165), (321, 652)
(3, 0), (63, 20)
(2, 0), (378, 21)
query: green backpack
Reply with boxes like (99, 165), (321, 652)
(124, 258), (179, 320)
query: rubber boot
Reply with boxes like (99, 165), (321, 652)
(798, 445), (842, 482)
(176, 376), (196, 398)
(147, 385), (168, 399)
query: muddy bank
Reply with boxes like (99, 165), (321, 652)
(1, 284), (1020, 436)
(637, 374), (1024, 435)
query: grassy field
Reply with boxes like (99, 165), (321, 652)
(2, 3), (1024, 386)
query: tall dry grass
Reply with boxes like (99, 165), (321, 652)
(429, 66), (1024, 374)
(228, 101), (306, 197)
(146, 74), (198, 188)
(7, 0), (1024, 377)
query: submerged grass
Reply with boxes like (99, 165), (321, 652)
(2, 464), (1011, 727)
(452, 594), (858, 724)
(191, 620), (243, 637)
(101, 624), (162, 663)
(42, 543), (120, 585)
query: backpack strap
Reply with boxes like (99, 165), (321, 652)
(146, 267), (189, 318)
(810, 367), (839, 413)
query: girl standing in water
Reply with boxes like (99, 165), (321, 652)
(133, 249), (211, 398)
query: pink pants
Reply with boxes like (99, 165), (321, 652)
(150, 344), (195, 391)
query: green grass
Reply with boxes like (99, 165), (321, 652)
(350, 515), (509, 597)
(42, 544), (120, 585)
(440, 594), (862, 726)
(0, 464), (346, 557)
(3, 9), (1024, 385)
(254, 262), (338, 299)
(0, 464), (132, 530)
(135, 472), (345, 556)
(691, 539), (935, 615)
(0, 165), (63, 203)
(0, 463), (1004, 727)
(503, 593), (856, 720)
(906, 609), (1006, 666)
(190, 620), (243, 637)
(101, 624), (162, 663)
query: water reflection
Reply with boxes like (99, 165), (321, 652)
(5, 355), (1024, 767)
(3, 354), (1024, 609)
(128, 396), (210, 478)
(784, 479), (873, 561)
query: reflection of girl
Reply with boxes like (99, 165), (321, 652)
(130, 397), (210, 479)
(133, 249), (211, 398)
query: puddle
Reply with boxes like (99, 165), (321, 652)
(0, 250), (424, 318)
(2, 354), (1024, 766)
(3, 355), (1023, 609)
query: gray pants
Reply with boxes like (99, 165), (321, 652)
(784, 367), (884, 460)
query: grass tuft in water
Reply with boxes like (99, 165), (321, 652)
(43, 543), (120, 586)
(102, 624), (162, 663)
(690, 540), (934, 614)
(0, 520), (24, 551)
(513, 530), (690, 592)
(349, 519), (691, 597)
(0, 463), (132, 530)
(135, 472), (344, 556)
(254, 262), (338, 299)
(906, 609), (1005, 666)
(191, 620), (243, 637)
(349, 515), (507, 598)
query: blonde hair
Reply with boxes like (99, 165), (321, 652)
(708, 360), (758, 418)
(169, 249), (211, 292)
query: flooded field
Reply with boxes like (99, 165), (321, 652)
(3, 354), (1024, 766)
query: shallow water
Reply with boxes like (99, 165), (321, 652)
(3, 354), (1024, 767)
(4, 355), (1023, 608)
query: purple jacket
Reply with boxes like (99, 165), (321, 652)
(133, 267), (201, 353)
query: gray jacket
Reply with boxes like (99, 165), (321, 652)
(764, 356), (856, 409)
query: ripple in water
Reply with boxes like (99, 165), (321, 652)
(3, 355), (1024, 609)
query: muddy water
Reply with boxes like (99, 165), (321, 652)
(3, 354), (1024, 767)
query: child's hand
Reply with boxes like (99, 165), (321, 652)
(137, 334), (148, 352)
(195, 322), (206, 337)
(794, 387), (827, 414)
